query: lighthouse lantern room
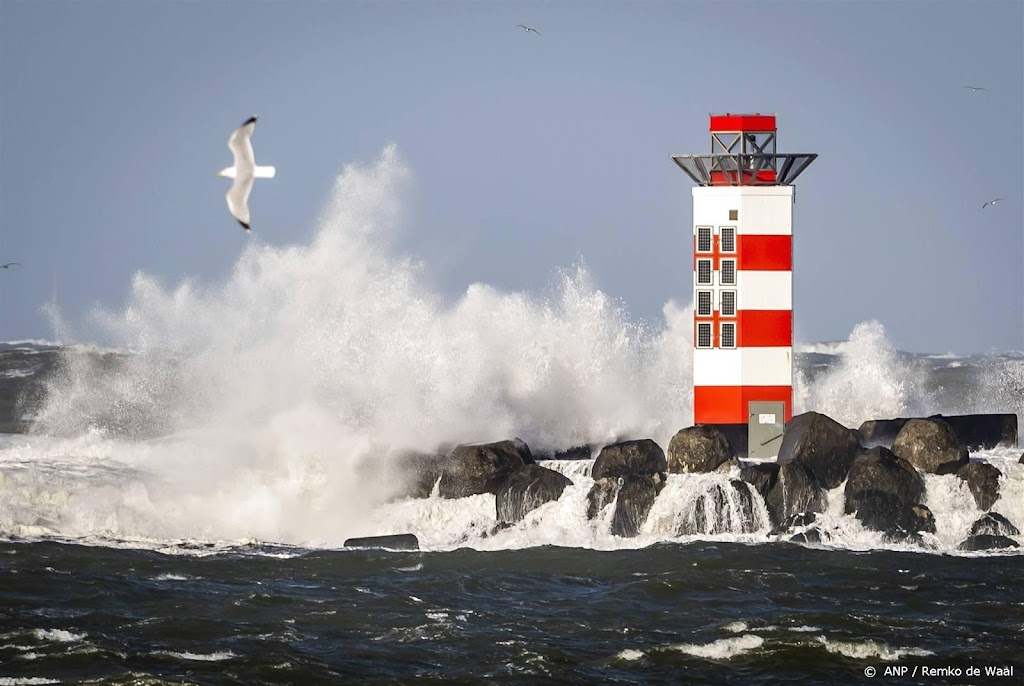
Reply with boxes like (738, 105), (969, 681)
(672, 114), (816, 457)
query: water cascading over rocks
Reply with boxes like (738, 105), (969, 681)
(586, 439), (667, 537)
(673, 479), (764, 536)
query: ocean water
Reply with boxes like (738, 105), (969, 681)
(1, 147), (1021, 683)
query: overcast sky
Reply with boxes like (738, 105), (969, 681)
(1, 0), (1021, 354)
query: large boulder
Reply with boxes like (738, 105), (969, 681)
(591, 439), (667, 480)
(763, 461), (823, 527)
(667, 426), (734, 474)
(496, 464), (572, 524)
(438, 440), (533, 499)
(969, 512), (1020, 538)
(844, 447), (931, 538)
(777, 411), (861, 489)
(891, 418), (968, 474)
(956, 462), (1001, 511)
(959, 534), (1019, 551)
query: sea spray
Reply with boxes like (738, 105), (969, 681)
(18, 146), (694, 544)
(794, 321), (933, 427)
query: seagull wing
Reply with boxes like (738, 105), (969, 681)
(228, 116), (258, 175)
(226, 175), (255, 230)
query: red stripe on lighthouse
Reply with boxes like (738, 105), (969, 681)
(736, 311), (792, 347)
(693, 385), (793, 424)
(737, 235), (792, 271)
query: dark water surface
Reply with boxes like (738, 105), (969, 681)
(1, 540), (1020, 684)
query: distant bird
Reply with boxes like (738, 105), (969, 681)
(218, 115), (276, 232)
(0, 262), (21, 269)
(981, 198), (1002, 209)
(962, 85), (988, 92)
(516, 24), (541, 36)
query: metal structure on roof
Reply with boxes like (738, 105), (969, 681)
(671, 114), (816, 187)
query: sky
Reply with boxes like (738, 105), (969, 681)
(1, 0), (1021, 354)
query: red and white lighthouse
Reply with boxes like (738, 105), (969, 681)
(672, 114), (816, 441)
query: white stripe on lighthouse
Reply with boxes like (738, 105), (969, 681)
(737, 271), (792, 310)
(693, 347), (793, 387)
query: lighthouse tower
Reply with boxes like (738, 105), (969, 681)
(672, 114), (816, 454)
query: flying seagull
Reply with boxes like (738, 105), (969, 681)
(0, 262), (21, 269)
(517, 24), (541, 36)
(218, 115), (276, 232)
(981, 198), (1002, 209)
(962, 86), (988, 92)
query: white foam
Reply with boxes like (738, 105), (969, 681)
(672, 634), (763, 660)
(816, 636), (933, 661)
(0, 679), (61, 685)
(723, 621), (748, 633)
(614, 648), (645, 661)
(158, 651), (235, 662)
(32, 629), (84, 643)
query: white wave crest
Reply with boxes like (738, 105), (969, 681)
(672, 634), (763, 659)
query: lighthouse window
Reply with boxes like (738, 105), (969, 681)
(697, 322), (713, 348)
(720, 227), (736, 253)
(729, 209), (738, 221)
(720, 290), (737, 316)
(696, 259), (713, 285)
(697, 290), (713, 316)
(697, 227), (712, 252)
(721, 322), (736, 349)
(720, 259), (737, 285)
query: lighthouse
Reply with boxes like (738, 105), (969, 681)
(672, 114), (816, 457)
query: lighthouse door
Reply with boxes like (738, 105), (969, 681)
(748, 401), (785, 459)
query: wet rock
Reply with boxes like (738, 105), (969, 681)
(610, 473), (666, 538)
(438, 440), (533, 499)
(496, 464), (572, 524)
(789, 528), (822, 544)
(591, 439), (667, 480)
(763, 461), (823, 528)
(969, 512), (1020, 538)
(958, 534), (1019, 551)
(891, 418), (969, 474)
(778, 411), (861, 489)
(844, 447), (932, 538)
(739, 462), (779, 501)
(956, 462), (1001, 511)
(667, 426), (734, 474)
